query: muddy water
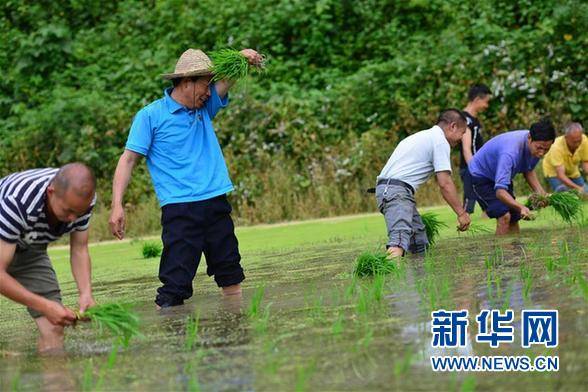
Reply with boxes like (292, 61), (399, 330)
(1, 227), (587, 391)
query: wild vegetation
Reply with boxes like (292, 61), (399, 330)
(1, 0), (586, 234)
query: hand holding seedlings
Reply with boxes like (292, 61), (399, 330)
(44, 301), (77, 327)
(240, 48), (264, 67)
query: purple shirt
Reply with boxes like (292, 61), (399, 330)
(468, 130), (539, 190)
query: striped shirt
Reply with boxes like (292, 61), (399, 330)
(0, 168), (94, 246)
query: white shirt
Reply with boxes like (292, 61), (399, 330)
(377, 125), (452, 190)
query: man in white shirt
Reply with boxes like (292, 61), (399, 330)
(376, 109), (471, 257)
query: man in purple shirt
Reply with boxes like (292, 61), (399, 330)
(468, 118), (556, 235)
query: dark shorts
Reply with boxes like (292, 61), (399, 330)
(156, 194), (245, 307)
(460, 167), (478, 214)
(7, 244), (62, 318)
(471, 176), (521, 223)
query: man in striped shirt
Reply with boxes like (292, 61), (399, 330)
(0, 163), (96, 353)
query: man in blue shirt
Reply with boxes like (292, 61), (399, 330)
(109, 48), (262, 308)
(468, 118), (556, 235)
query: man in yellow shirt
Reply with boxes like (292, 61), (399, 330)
(542, 122), (588, 193)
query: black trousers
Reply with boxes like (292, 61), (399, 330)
(156, 195), (245, 307)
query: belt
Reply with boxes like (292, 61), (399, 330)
(367, 179), (415, 194)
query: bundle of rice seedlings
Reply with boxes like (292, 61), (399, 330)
(142, 242), (162, 259)
(210, 48), (264, 82)
(76, 303), (141, 347)
(420, 212), (448, 245)
(461, 223), (492, 235)
(525, 191), (583, 224)
(353, 251), (396, 277)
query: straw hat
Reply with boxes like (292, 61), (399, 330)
(161, 49), (213, 80)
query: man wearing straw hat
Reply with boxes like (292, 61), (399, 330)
(109, 48), (262, 309)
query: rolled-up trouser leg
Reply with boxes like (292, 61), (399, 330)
(408, 209), (429, 254)
(376, 184), (418, 253)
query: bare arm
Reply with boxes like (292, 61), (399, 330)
(70, 230), (95, 312)
(109, 149), (141, 239)
(495, 188), (524, 210)
(0, 240), (75, 325)
(582, 161), (588, 178)
(461, 127), (474, 164)
(555, 165), (583, 192)
(435, 171), (471, 230)
(523, 170), (547, 195)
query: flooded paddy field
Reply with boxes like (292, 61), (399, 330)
(1, 209), (587, 391)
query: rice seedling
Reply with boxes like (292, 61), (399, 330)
(10, 372), (21, 392)
(460, 375), (477, 392)
(572, 270), (588, 301)
(356, 285), (370, 315)
(76, 303), (141, 347)
(253, 304), (272, 334)
(393, 347), (415, 376)
(353, 251), (397, 277)
(188, 375), (201, 392)
(81, 360), (94, 392)
(525, 191), (583, 224)
(247, 285), (265, 318)
(421, 212), (447, 245)
(210, 48), (265, 82)
(294, 361), (316, 392)
(186, 359), (202, 392)
(460, 223), (492, 236)
(331, 311), (345, 337)
(355, 323), (374, 351)
(307, 294), (325, 323)
(185, 312), (200, 351)
(500, 283), (513, 312)
(141, 241), (162, 259)
(519, 262), (533, 301)
(370, 274), (386, 302)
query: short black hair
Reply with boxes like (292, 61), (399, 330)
(529, 117), (556, 141)
(468, 84), (492, 102)
(437, 108), (467, 128)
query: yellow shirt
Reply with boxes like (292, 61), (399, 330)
(542, 134), (588, 178)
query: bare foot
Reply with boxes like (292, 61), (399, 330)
(386, 246), (404, 259)
(222, 284), (242, 297)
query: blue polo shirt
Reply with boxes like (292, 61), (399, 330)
(126, 86), (233, 206)
(468, 130), (539, 190)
